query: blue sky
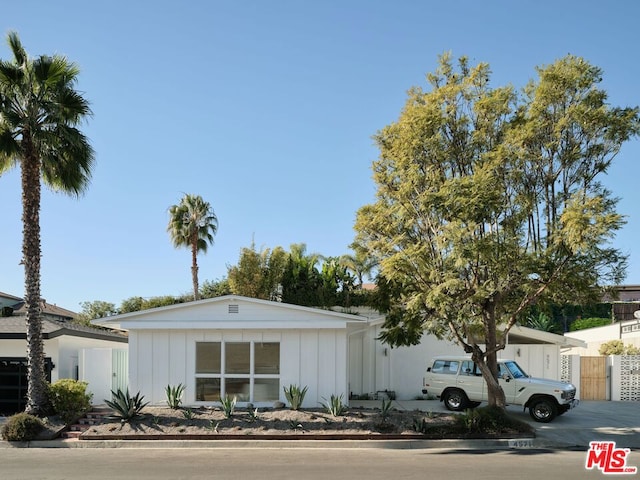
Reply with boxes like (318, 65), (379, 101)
(1, 1), (639, 312)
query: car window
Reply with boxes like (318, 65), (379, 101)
(504, 361), (527, 378)
(460, 360), (480, 376)
(497, 363), (511, 378)
(431, 360), (460, 374)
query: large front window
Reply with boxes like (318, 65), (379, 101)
(195, 342), (280, 403)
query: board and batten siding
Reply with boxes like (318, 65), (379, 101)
(129, 328), (348, 408)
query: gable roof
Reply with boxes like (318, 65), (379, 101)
(0, 316), (127, 342)
(93, 295), (369, 331)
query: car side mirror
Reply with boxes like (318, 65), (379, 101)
(501, 373), (511, 382)
(427, 367), (431, 372)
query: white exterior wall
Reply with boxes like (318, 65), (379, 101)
(563, 321), (640, 356)
(57, 336), (127, 381)
(501, 344), (561, 380)
(79, 348), (128, 405)
(129, 328), (348, 408)
(349, 328), (460, 400)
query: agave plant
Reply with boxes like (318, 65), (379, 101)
(283, 384), (308, 410)
(321, 394), (346, 417)
(220, 395), (237, 418)
(165, 383), (186, 409)
(104, 388), (149, 422)
(380, 398), (393, 423)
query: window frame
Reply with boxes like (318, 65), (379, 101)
(194, 341), (280, 404)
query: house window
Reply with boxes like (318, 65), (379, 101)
(195, 341), (280, 403)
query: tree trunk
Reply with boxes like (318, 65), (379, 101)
(21, 137), (49, 416)
(191, 240), (200, 301)
(472, 346), (506, 408)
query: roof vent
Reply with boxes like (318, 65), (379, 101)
(228, 304), (239, 314)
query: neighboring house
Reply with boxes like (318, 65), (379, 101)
(11, 299), (78, 323)
(604, 285), (640, 303)
(94, 295), (585, 408)
(0, 291), (128, 415)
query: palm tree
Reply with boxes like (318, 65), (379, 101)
(0, 32), (94, 415)
(167, 194), (218, 300)
(340, 251), (377, 287)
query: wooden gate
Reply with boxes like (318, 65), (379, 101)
(581, 356), (606, 400)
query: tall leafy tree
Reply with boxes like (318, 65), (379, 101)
(281, 243), (323, 306)
(76, 300), (118, 326)
(354, 54), (639, 408)
(200, 278), (232, 299)
(167, 193), (218, 301)
(228, 242), (287, 300)
(0, 32), (94, 415)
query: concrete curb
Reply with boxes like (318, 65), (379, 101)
(0, 436), (574, 450)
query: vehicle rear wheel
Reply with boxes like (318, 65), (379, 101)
(443, 389), (468, 411)
(529, 398), (558, 423)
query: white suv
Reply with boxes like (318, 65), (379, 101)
(422, 356), (578, 422)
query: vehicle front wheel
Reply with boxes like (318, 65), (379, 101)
(443, 389), (468, 411)
(529, 398), (558, 423)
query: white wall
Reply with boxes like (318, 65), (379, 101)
(57, 336), (127, 381)
(563, 322), (640, 356)
(349, 328), (461, 400)
(501, 344), (560, 380)
(129, 328), (349, 408)
(78, 348), (128, 405)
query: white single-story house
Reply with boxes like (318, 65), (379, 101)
(0, 314), (128, 414)
(94, 295), (369, 408)
(94, 295), (585, 407)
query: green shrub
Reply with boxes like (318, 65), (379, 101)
(598, 340), (640, 355)
(283, 384), (308, 410)
(49, 379), (93, 424)
(1, 413), (44, 441)
(453, 406), (534, 434)
(165, 383), (186, 409)
(569, 317), (610, 331)
(104, 388), (149, 422)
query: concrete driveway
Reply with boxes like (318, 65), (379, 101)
(352, 399), (640, 449)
